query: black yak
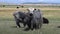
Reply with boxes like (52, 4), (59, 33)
(43, 17), (49, 24)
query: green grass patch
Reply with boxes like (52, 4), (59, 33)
(0, 10), (60, 34)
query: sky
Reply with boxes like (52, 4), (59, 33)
(0, 0), (60, 4)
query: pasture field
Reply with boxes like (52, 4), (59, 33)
(0, 7), (60, 34)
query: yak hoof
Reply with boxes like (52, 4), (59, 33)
(31, 28), (34, 30)
(17, 26), (21, 28)
(24, 28), (30, 31)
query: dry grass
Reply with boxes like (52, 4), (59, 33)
(0, 7), (60, 11)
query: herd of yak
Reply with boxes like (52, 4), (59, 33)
(13, 7), (49, 31)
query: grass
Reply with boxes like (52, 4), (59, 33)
(0, 8), (60, 34)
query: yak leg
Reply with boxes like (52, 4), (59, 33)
(24, 22), (31, 31)
(16, 22), (20, 28)
(15, 19), (21, 28)
(23, 23), (26, 27)
(39, 19), (43, 29)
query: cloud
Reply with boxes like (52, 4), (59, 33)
(0, 0), (60, 4)
(20, 0), (24, 2)
(38, 0), (44, 2)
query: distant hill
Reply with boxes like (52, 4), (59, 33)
(0, 2), (7, 5)
(22, 2), (60, 4)
(0, 2), (60, 5)
(0, 2), (18, 5)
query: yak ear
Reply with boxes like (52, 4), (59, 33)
(27, 9), (30, 11)
(34, 9), (36, 10)
(33, 9), (36, 12)
(38, 9), (40, 11)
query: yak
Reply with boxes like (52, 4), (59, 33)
(13, 9), (49, 31)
